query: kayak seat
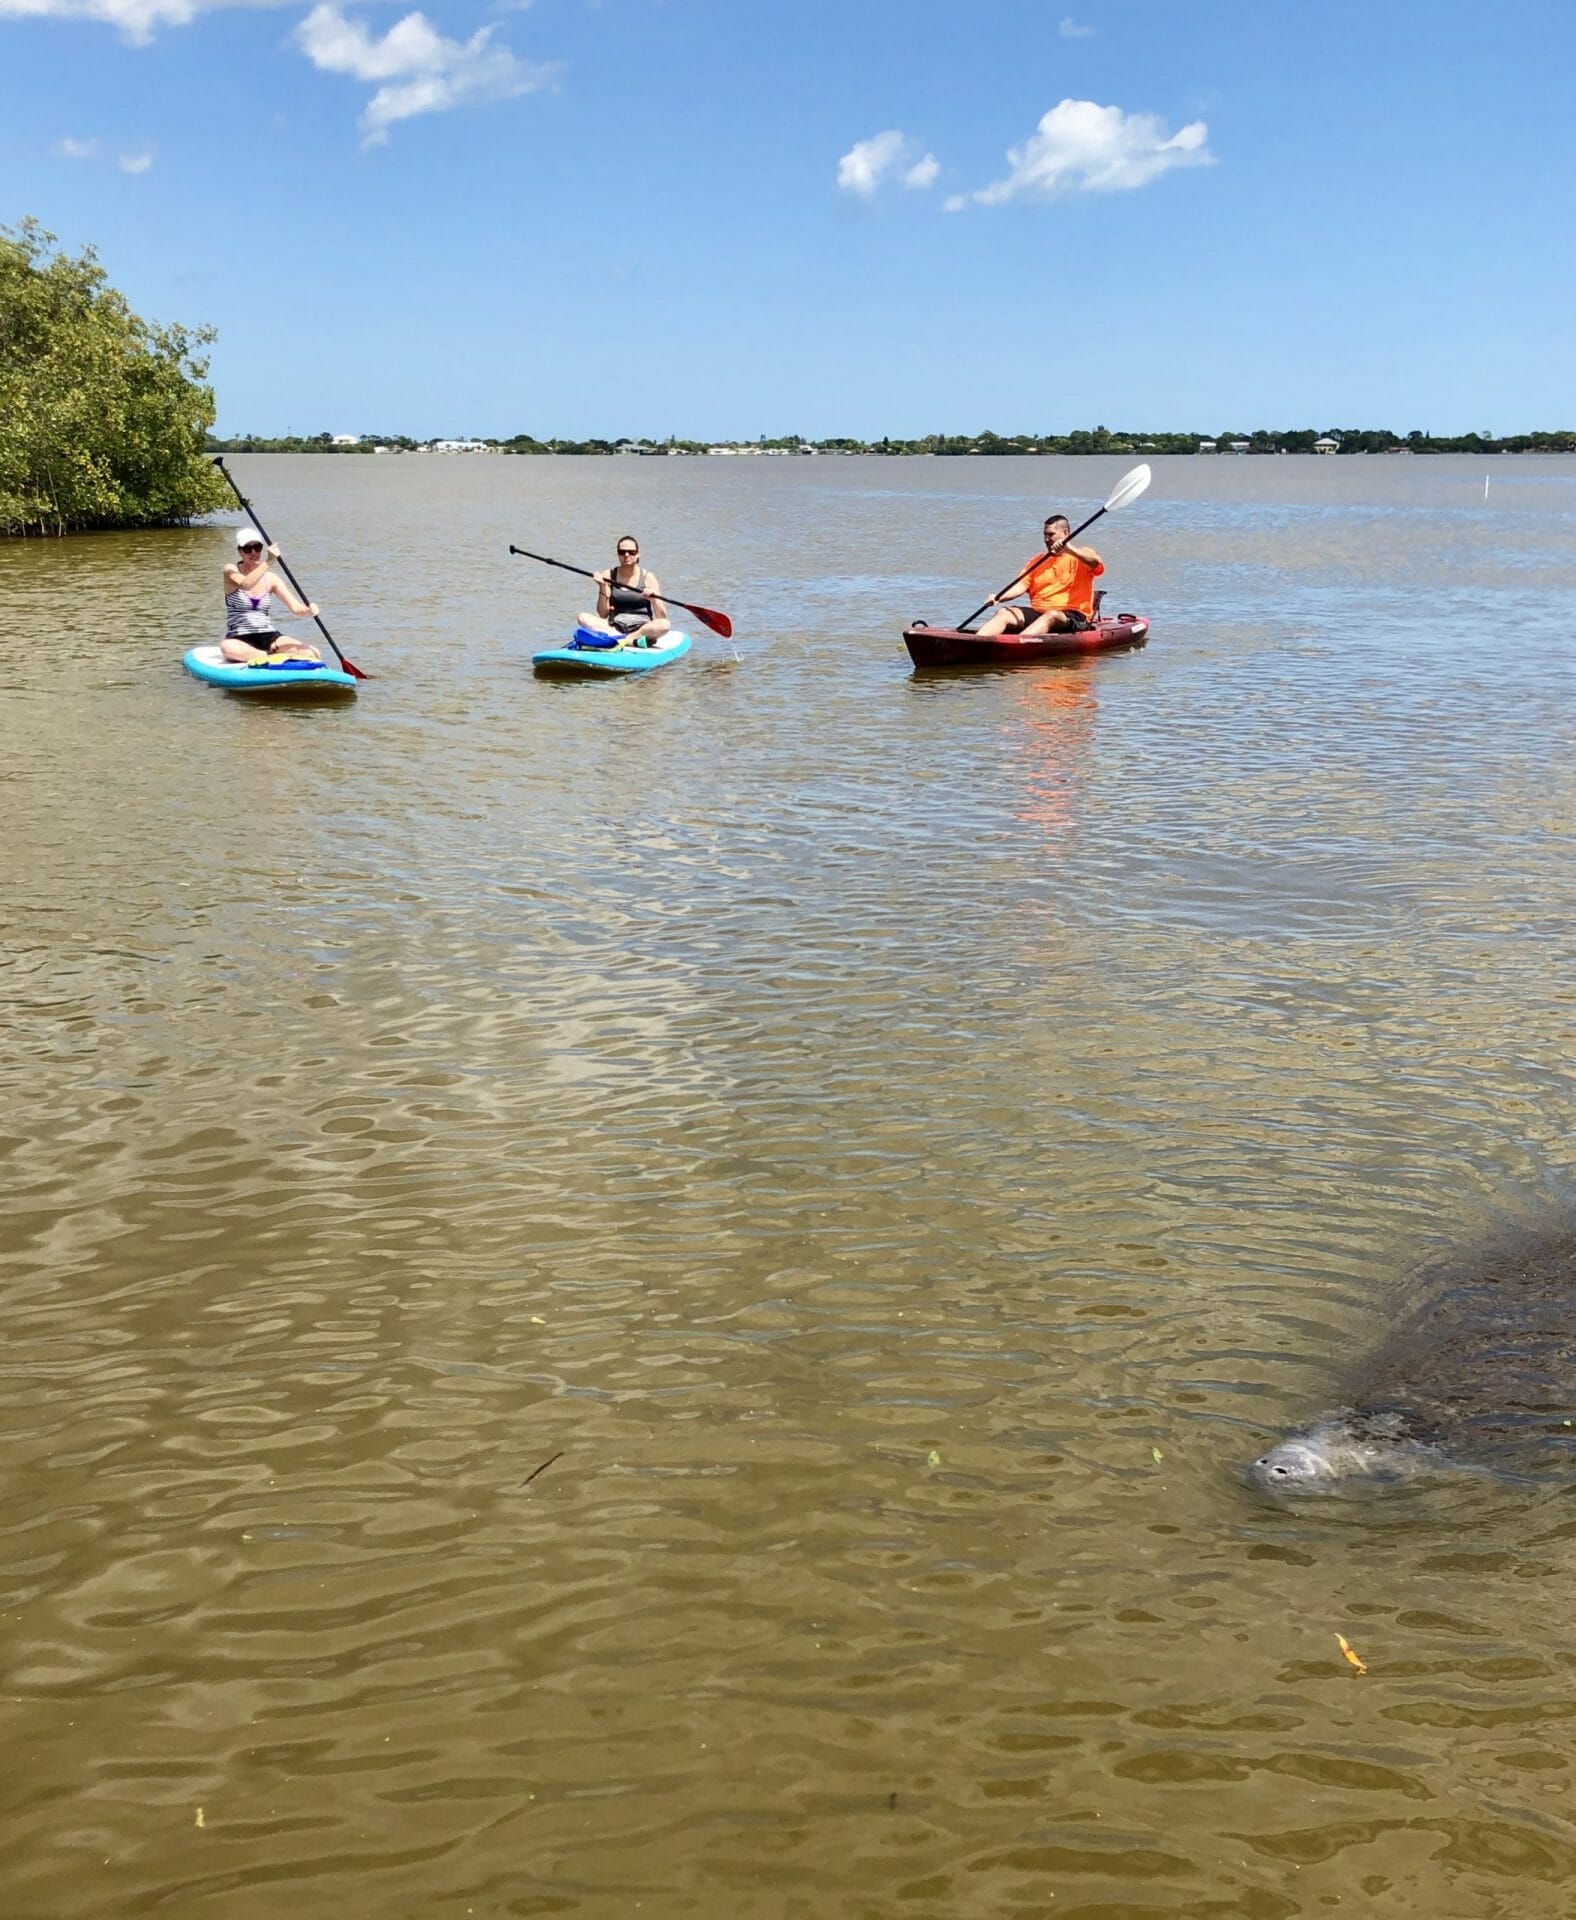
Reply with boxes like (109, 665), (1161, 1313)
(1092, 589), (1106, 617)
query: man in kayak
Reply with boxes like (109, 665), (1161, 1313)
(976, 514), (1104, 637)
(576, 535), (671, 648)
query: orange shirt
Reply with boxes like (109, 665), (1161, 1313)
(1022, 548), (1104, 616)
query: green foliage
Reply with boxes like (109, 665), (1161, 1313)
(0, 218), (228, 536)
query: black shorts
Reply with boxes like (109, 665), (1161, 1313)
(228, 630), (282, 647)
(1007, 606), (1091, 632)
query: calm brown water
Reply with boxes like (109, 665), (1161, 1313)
(1, 454), (1573, 1919)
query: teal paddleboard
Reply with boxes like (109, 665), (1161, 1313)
(184, 644), (358, 695)
(533, 629), (692, 676)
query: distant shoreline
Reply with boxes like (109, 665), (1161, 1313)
(205, 430), (1576, 459)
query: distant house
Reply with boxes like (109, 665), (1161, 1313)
(429, 439), (488, 454)
(1196, 440), (1217, 453)
(1226, 440), (1251, 454)
(331, 433), (360, 446)
(1314, 436), (1340, 454)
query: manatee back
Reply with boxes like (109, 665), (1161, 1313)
(1342, 1222), (1576, 1468)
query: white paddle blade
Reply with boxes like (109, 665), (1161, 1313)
(1104, 462), (1152, 513)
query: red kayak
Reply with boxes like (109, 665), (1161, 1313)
(903, 613), (1150, 668)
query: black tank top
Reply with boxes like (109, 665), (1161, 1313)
(608, 567), (653, 621)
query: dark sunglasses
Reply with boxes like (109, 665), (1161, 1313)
(239, 543), (264, 553)
(617, 547), (638, 557)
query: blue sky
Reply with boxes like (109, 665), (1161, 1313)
(5, 0), (1574, 438)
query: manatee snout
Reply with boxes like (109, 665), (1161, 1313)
(1243, 1414), (1438, 1498)
(1244, 1436), (1344, 1495)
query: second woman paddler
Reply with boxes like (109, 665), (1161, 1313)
(576, 535), (671, 647)
(220, 528), (323, 663)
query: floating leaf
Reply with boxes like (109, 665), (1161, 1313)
(1335, 1633), (1367, 1674)
(1151, 1447), (1164, 1464)
(927, 1450), (941, 1469)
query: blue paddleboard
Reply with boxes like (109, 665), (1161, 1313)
(532, 629), (692, 676)
(184, 644), (358, 695)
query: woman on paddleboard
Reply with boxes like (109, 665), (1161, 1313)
(976, 514), (1103, 638)
(220, 528), (323, 664)
(577, 536), (671, 648)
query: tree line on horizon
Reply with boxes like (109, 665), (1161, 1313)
(206, 425), (1576, 457)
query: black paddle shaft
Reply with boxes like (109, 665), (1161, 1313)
(507, 544), (733, 638)
(211, 457), (361, 672)
(958, 501), (1111, 632)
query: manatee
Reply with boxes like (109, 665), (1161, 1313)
(1245, 1220), (1576, 1496)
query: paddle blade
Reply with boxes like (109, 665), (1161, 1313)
(1104, 462), (1152, 513)
(314, 620), (370, 678)
(686, 603), (733, 639)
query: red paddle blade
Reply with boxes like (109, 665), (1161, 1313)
(686, 603), (733, 639)
(341, 657), (371, 680)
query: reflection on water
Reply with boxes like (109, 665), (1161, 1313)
(1009, 666), (1102, 844)
(1, 455), (1574, 1917)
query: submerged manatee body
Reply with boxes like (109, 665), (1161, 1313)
(1247, 1221), (1576, 1497)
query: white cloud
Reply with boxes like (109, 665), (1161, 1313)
(837, 129), (940, 197)
(3, 0), (291, 46)
(837, 130), (903, 195)
(295, 1), (556, 144)
(51, 133), (154, 169)
(1059, 15), (1095, 36)
(945, 99), (1212, 210)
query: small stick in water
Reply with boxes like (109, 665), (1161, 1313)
(520, 1451), (564, 1489)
